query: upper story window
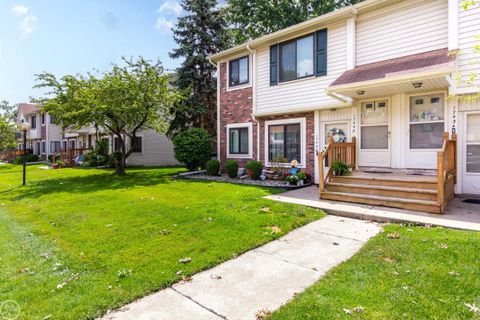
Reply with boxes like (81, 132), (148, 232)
(50, 114), (56, 124)
(31, 115), (37, 129)
(229, 56), (249, 87)
(270, 29), (327, 85)
(41, 113), (46, 125)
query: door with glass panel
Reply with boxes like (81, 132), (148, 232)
(463, 112), (480, 195)
(407, 93), (445, 169)
(358, 100), (391, 167)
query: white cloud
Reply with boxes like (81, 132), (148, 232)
(20, 14), (37, 36)
(11, 4), (29, 16)
(155, 17), (174, 32)
(158, 0), (182, 16)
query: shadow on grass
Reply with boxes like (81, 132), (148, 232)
(3, 170), (178, 201)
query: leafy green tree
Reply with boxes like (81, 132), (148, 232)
(226, 0), (361, 45)
(35, 57), (181, 175)
(169, 0), (229, 138)
(0, 115), (17, 151)
(0, 100), (18, 122)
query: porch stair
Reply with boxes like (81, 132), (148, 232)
(322, 175), (441, 214)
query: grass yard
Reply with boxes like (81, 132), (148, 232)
(269, 224), (480, 320)
(0, 164), (324, 319)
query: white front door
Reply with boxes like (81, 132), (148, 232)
(463, 112), (480, 195)
(407, 93), (446, 169)
(358, 100), (391, 167)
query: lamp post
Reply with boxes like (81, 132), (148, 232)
(20, 122), (31, 186)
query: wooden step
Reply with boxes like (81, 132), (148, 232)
(329, 175), (437, 190)
(321, 191), (442, 214)
(326, 182), (437, 201)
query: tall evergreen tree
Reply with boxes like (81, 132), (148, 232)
(169, 0), (229, 138)
(227, 0), (362, 45)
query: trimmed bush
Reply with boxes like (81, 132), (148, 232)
(206, 160), (220, 176)
(12, 154), (39, 164)
(246, 160), (263, 180)
(225, 160), (239, 178)
(173, 128), (212, 171)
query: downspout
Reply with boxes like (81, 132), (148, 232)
(246, 44), (261, 161)
(208, 57), (221, 163)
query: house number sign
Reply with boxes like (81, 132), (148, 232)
(451, 104), (457, 134)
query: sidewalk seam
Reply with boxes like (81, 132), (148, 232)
(171, 287), (227, 320)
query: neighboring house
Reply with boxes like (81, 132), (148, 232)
(210, 0), (480, 212)
(17, 104), (179, 167)
(17, 103), (63, 160)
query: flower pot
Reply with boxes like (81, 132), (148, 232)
(52, 164), (59, 169)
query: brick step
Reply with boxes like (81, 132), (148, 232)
(326, 182), (437, 201)
(321, 191), (441, 214)
(329, 175), (437, 190)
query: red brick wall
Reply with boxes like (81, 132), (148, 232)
(258, 112), (315, 176)
(219, 62), (256, 169)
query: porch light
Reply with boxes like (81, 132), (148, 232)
(412, 82), (423, 88)
(356, 90), (365, 96)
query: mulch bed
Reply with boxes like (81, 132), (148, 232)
(180, 173), (312, 189)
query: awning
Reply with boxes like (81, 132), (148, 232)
(327, 48), (455, 99)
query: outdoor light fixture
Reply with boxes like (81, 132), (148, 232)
(20, 122), (31, 186)
(412, 82), (423, 88)
(357, 90), (365, 95)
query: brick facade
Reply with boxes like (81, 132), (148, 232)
(219, 62), (316, 176)
(219, 62), (256, 169)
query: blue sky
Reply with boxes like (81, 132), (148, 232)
(0, 0), (186, 103)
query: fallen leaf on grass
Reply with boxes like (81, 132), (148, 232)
(259, 207), (270, 213)
(387, 232), (400, 239)
(255, 308), (272, 319)
(182, 275), (193, 282)
(179, 257), (192, 264)
(353, 307), (364, 313)
(266, 226), (282, 234)
(343, 308), (352, 315)
(448, 270), (459, 276)
(383, 257), (395, 264)
(439, 243), (448, 249)
(465, 303), (479, 313)
(210, 274), (222, 280)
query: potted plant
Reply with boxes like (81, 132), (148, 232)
(296, 172), (306, 185)
(286, 174), (299, 185)
(246, 161), (263, 180)
(331, 160), (351, 176)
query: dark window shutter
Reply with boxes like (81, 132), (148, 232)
(270, 45), (278, 86)
(316, 29), (327, 77)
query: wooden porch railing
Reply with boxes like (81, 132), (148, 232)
(318, 137), (356, 194)
(55, 148), (90, 167)
(437, 132), (457, 212)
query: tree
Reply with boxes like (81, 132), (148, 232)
(0, 115), (17, 151)
(0, 100), (18, 122)
(35, 57), (181, 175)
(169, 0), (229, 138)
(226, 0), (362, 45)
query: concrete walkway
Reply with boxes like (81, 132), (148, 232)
(101, 216), (380, 320)
(265, 186), (480, 231)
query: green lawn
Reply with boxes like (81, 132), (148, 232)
(0, 164), (324, 320)
(269, 224), (480, 320)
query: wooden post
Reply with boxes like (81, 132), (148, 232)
(437, 151), (445, 211)
(319, 152), (325, 196)
(351, 137), (356, 169)
(327, 136), (333, 167)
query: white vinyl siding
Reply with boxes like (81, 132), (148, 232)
(255, 22), (347, 115)
(356, 0), (448, 66)
(127, 129), (179, 167)
(457, 2), (480, 92)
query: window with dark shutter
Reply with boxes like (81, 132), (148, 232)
(269, 29), (327, 85)
(229, 56), (249, 87)
(316, 29), (327, 77)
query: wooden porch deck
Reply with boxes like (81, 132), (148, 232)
(318, 133), (457, 214)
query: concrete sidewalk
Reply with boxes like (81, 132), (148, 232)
(265, 186), (480, 231)
(101, 216), (380, 320)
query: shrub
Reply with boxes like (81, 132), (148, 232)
(296, 172), (306, 181)
(332, 161), (351, 176)
(246, 160), (263, 180)
(206, 160), (220, 176)
(286, 174), (299, 185)
(48, 154), (60, 163)
(225, 160), (239, 178)
(173, 128), (212, 171)
(12, 154), (39, 164)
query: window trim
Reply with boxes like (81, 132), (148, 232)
(226, 122), (253, 159)
(264, 117), (306, 168)
(31, 115), (37, 129)
(227, 55), (252, 91)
